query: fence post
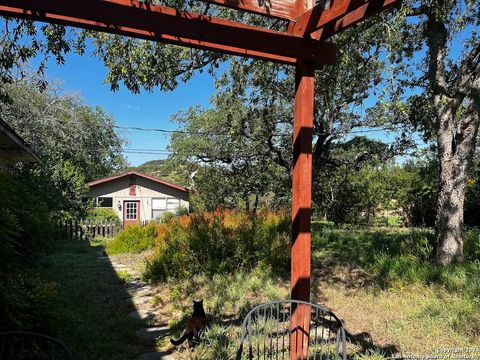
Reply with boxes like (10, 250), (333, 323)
(73, 220), (77, 241)
(82, 222), (87, 242)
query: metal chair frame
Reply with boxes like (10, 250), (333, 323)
(236, 300), (347, 360)
(0, 331), (73, 360)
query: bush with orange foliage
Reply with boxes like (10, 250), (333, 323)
(143, 210), (290, 281)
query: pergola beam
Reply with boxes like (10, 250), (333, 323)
(0, 0), (336, 66)
(199, 0), (297, 20)
(289, 0), (399, 38)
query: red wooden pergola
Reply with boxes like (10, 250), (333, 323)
(0, 0), (399, 357)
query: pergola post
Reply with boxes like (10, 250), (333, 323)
(290, 60), (314, 359)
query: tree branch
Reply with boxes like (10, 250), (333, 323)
(267, 134), (290, 170)
(405, 5), (428, 17)
(426, 14), (449, 98)
(455, 41), (480, 102)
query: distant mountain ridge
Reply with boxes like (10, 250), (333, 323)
(126, 159), (190, 187)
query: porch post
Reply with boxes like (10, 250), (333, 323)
(291, 60), (314, 360)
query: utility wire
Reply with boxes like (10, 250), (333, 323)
(114, 124), (391, 136)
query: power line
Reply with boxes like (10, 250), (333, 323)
(124, 148), (171, 153)
(123, 151), (171, 154)
(114, 125), (215, 136)
(114, 124), (392, 136)
(123, 152), (171, 155)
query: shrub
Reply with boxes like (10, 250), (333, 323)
(0, 271), (57, 331)
(464, 228), (480, 262)
(158, 211), (175, 223)
(0, 171), (54, 272)
(175, 206), (189, 216)
(311, 220), (335, 234)
(86, 208), (121, 226)
(143, 210), (290, 281)
(106, 222), (157, 255)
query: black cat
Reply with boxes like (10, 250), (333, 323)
(170, 300), (208, 347)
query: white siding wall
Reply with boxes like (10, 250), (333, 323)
(86, 176), (189, 222)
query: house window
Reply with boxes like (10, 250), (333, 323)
(125, 201), (138, 220)
(167, 198), (180, 211)
(152, 198), (167, 220)
(97, 197), (113, 208)
(152, 197), (180, 219)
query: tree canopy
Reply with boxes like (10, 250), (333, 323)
(0, 79), (125, 215)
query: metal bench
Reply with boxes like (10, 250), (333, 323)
(236, 300), (346, 360)
(0, 331), (73, 360)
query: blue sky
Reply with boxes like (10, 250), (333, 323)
(40, 48), (216, 166)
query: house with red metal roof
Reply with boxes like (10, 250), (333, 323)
(86, 171), (189, 225)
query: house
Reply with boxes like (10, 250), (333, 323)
(0, 117), (39, 163)
(86, 171), (189, 224)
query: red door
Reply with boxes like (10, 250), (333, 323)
(123, 200), (140, 225)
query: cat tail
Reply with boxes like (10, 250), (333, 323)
(170, 332), (191, 346)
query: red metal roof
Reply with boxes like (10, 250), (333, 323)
(87, 171), (189, 193)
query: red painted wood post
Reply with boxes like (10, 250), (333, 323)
(291, 60), (314, 360)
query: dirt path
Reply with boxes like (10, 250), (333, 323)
(106, 252), (174, 360)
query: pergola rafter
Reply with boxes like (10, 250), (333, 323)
(199, 0), (297, 20)
(288, 0), (399, 38)
(0, 1), (400, 358)
(0, 0), (336, 66)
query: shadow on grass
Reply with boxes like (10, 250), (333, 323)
(310, 226), (480, 356)
(344, 329), (399, 358)
(36, 239), (154, 360)
(310, 266), (399, 358)
(312, 227), (439, 287)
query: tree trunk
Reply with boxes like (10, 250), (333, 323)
(419, 5), (480, 266)
(436, 159), (466, 265)
(252, 193), (259, 214)
(435, 109), (479, 265)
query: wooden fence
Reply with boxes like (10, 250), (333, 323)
(55, 219), (151, 241)
(80, 220), (122, 238)
(54, 219), (89, 242)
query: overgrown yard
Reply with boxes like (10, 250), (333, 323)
(310, 227), (480, 354)
(19, 219), (480, 359)
(99, 217), (480, 359)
